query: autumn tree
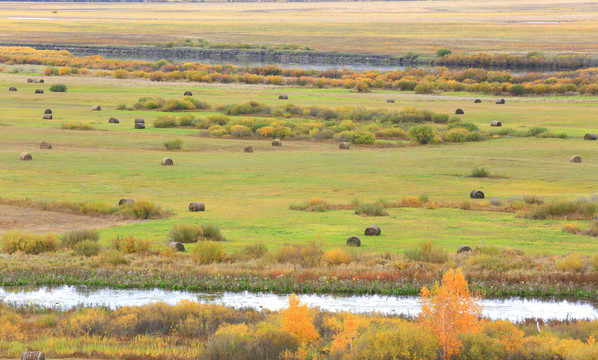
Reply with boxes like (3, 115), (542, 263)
(280, 294), (319, 345)
(329, 313), (360, 353)
(418, 268), (482, 359)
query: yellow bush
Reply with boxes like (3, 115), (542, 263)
(192, 241), (225, 264)
(324, 248), (351, 266)
(563, 223), (581, 234)
(2, 231), (59, 254)
(58, 66), (71, 75)
(556, 253), (585, 273)
(402, 196), (420, 207)
(113, 69), (128, 79)
(592, 254), (598, 272)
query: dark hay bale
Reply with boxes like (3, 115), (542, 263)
(278, 95), (288, 100)
(161, 157), (174, 166)
(134, 123), (145, 129)
(168, 241), (185, 252)
(109, 117), (120, 124)
(491, 121), (502, 127)
(457, 245), (472, 253)
(570, 155), (582, 163)
(9, 86), (17, 91)
(135, 118), (145, 124)
(386, 99), (395, 103)
(474, 99), (481, 103)
(35, 89), (43, 94)
(40, 141), (52, 149)
(20, 152), (32, 161)
(470, 190), (484, 199)
(119, 198), (134, 206)
(244, 146), (254, 153)
(37, 79), (44, 84)
(184, 91), (192, 96)
(496, 99), (505, 104)
(188, 202), (205, 212)
(21, 351), (45, 360)
(455, 108), (464, 114)
(91, 105), (102, 111)
(584, 133), (597, 140)
(27, 78), (33, 83)
(42, 114), (52, 120)
(339, 142), (350, 150)
(364, 225), (381, 236)
(44, 109), (52, 114)
(272, 139), (282, 146)
(346, 236), (361, 247)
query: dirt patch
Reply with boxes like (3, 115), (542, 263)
(0, 204), (134, 236)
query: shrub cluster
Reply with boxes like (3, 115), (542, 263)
(2, 231), (59, 254)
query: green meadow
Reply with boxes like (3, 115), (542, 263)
(1, 73), (598, 255)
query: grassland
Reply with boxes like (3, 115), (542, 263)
(2, 0), (598, 55)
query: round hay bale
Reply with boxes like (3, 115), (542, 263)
(474, 99), (481, 103)
(364, 225), (381, 236)
(44, 109), (52, 114)
(20, 152), (32, 161)
(109, 117), (119, 124)
(496, 99), (505, 104)
(244, 146), (254, 153)
(161, 157), (173, 166)
(118, 198), (134, 206)
(135, 118), (145, 124)
(40, 141), (52, 149)
(386, 99), (395, 103)
(42, 114), (52, 120)
(457, 245), (472, 253)
(38, 79), (44, 84)
(455, 108), (464, 114)
(490, 120), (502, 127)
(9, 86), (17, 91)
(584, 133), (597, 140)
(21, 351), (45, 360)
(346, 236), (361, 247)
(27, 78), (34, 83)
(35, 89), (43, 94)
(272, 139), (282, 146)
(278, 94), (288, 100)
(134, 123), (145, 129)
(168, 241), (185, 252)
(570, 155), (582, 163)
(91, 105), (101, 111)
(184, 91), (193, 96)
(339, 142), (350, 150)
(188, 202), (205, 212)
(470, 190), (484, 199)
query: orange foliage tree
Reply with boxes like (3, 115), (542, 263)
(280, 294), (319, 345)
(330, 313), (360, 353)
(418, 268), (482, 359)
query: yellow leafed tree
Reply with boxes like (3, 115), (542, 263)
(280, 294), (319, 345)
(418, 268), (482, 359)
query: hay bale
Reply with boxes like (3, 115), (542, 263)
(134, 123), (145, 129)
(455, 108), (464, 115)
(496, 99), (505, 104)
(470, 190), (484, 199)
(9, 86), (17, 91)
(21, 351), (45, 360)
(42, 114), (52, 120)
(188, 202), (205, 212)
(27, 78), (34, 83)
(386, 99), (395, 103)
(570, 155), (582, 163)
(184, 91), (193, 96)
(490, 120), (502, 127)
(244, 146), (254, 153)
(457, 245), (472, 253)
(118, 198), (134, 206)
(91, 105), (102, 111)
(37, 79), (44, 84)
(44, 109), (52, 114)
(20, 152), (32, 161)
(584, 133), (597, 140)
(135, 118), (145, 124)
(278, 95), (288, 100)
(168, 241), (185, 252)
(364, 225), (381, 236)
(346, 236), (361, 247)
(109, 117), (119, 124)
(35, 89), (43, 94)
(40, 141), (52, 149)
(339, 142), (350, 150)
(161, 157), (173, 166)
(474, 99), (481, 103)
(272, 139), (282, 146)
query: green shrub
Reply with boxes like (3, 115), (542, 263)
(164, 138), (183, 150)
(105, 249), (127, 265)
(178, 114), (195, 126)
(527, 126), (548, 137)
(207, 114), (231, 126)
(61, 122), (95, 130)
(408, 125), (435, 144)
(74, 239), (101, 257)
(509, 84), (525, 95)
(351, 131), (376, 145)
(444, 128), (468, 143)
(243, 242), (268, 259)
(154, 116), (178, 128)
(448, 121), (479, 131)
(355, 203), (388, 216)
(201, 223), (226, 241)
(169, 223), (203, 243)
(470, 166), (490, 178)
(404, 240), (448, 263)
(251, 322), (298, 360)
(2, 231), (59, 254)
(414, 82), (434, 94)
(289, 197), (334, 212)
(49, 84), (67, 92)
(436, 48), (452, 57)
(192, 241), (225, 264)
(61, 229), (99, 249)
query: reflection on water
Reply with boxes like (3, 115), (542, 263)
(1, 285), (596, 321)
